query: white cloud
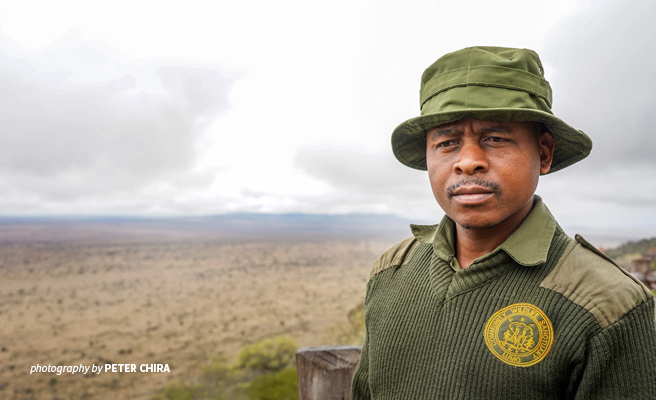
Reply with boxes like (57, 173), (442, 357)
(0, 0), (653, 240)
(0, 31), (236, 213)
(535, 0), (656, 238)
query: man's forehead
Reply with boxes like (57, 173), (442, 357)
(430, 119), (532, 131)
(427, 120), (543, 138)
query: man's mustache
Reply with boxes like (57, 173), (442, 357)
(446, 178), (500, 199)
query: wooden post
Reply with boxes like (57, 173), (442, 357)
(296, 345), (362, 400)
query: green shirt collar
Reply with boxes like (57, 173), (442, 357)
(410, 196), (557, 267)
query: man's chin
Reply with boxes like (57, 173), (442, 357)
(449, 211), (502, 230)
(457, 220), (500, 230)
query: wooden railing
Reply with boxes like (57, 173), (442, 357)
(295, 345), (362, 400)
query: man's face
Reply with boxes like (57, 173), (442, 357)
(426, 119), (555, 231)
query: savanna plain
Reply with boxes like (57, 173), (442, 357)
(0, 218), (401, 400)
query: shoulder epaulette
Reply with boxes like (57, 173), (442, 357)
(540, 235), (652, 328)
(574, 234), (624, 268)
(369, 237), (420, 281)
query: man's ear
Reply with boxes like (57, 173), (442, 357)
(539, 132), (556, 175)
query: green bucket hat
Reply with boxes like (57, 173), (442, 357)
(391, 46), (592, 173)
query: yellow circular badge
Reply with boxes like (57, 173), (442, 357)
(484, 303), (553, 367)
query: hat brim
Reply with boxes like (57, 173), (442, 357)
(391, 108), (592, 174)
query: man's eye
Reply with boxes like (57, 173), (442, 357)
(487, 137), (505, 143)
(436, 140), (455, 148)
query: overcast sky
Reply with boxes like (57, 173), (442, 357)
(0, 0), (654, 241)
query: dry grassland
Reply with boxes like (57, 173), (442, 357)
(0, 222), (396, 399)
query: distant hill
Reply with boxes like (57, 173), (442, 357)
(606, 237), (656, 260)
(3, 213), (652, 254)
(0, 213), (416, 244)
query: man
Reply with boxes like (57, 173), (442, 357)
(351, 46), (656, 399)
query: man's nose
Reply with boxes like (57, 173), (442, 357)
(452, 141), (489, 175)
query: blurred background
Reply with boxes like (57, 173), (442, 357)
(1, 1), (655, 399)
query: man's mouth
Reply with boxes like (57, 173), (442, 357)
(446, 179), (499, 205)
(449, 186), (495, 204)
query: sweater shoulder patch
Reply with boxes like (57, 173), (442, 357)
(540, 235), (652, 328)
(369, 237), (419, 281)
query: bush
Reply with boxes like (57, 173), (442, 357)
(156, 337), (300, 400)
(203, 356), (229, 385)
(244, 367), (298, 400)
(238, 336), (297, 372)
(330, 301), (365, 345)
(159, 382), (205, 400)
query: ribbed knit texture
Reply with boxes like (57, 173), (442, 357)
(351, 227), (656, 399)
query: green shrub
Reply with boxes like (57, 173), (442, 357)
(238, 336), (297, 372)
(203, 356), (229, 384)
(156, 337), (301, 400)
(159, 382), (205, 400)
(244, 367), (298, 400)
(329, 301), (365, 345)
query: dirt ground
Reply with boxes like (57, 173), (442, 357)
(0, 222), (396, 399)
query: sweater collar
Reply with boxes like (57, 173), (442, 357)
(410, 196), (556, 267)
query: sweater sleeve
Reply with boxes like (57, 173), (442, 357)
(574, 298), (656, 399)
(350, 327), (371, 400)
(351, 277), (374, 400)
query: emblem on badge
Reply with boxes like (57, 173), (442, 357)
(484, 303), (553, 367)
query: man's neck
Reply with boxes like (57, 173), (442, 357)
(455, 201), (534, 268)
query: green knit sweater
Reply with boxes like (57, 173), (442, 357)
(352, 199), (656, 399)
